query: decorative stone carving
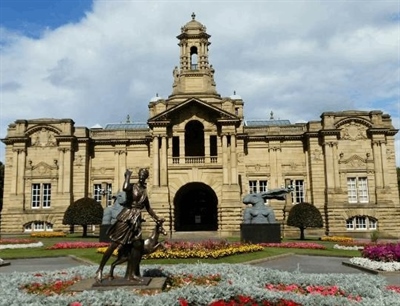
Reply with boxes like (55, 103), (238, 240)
(340, 121), (367, 141)
(31, 128), (57, 147)
(311, 148), (322, 162)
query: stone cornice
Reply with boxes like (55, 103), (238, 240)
(1, 136), (29, 145)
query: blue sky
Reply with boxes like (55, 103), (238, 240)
(0, 0), (399, 165)
(1, 0), (93, 38)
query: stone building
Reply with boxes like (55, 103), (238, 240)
(2, 14), (400, 238)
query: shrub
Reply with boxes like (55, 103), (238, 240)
(361, 243), (400, 262)
(63, 198), (103, 237)
(286, 202), (323, 240)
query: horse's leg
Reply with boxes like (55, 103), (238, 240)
(95, 242), (118, 283)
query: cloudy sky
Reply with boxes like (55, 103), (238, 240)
(1, 0), (399, 164)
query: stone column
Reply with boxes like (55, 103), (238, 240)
(222, 135), (229, 184)
(380, 141), (388, 187)
(11, 149), (19, 194)
(372, 140), (383, 188)
(58, 148), (65, 193)
(160, 136), (168, 186)
(17, 149), (26, 195)
(323, 141), (336, 190)
(332, 142), (340, 189)
(152, 136), (160, 187)
(63, 148), (72, 193)
(230, 135), (237, 184)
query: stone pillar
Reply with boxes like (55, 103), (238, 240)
(160, 136), (168, 186)
(205, 134), (211, 163)
(17, 149), (26, 195)
(63, 148), (72, 193)
(230, 135), (237, 184)
(323, 141), (336, 189)
(372, 140), (383, 188)
(380, 141), (388, 187)
(153, 136), (160, 187)
(332, 142), (340, 189)
(222, 135), (229, 184)
(114, 149), (126, 190)
(11, 149), (19, 194)
(58, 148), (65, 193)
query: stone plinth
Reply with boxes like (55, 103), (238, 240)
(240, 223), (281, 243)
(67, 277), (167, 292)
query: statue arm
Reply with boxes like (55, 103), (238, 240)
(122, 169), (132, 191)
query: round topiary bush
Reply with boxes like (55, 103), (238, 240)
(287, 202), (323, 240)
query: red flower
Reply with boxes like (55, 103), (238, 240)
(178, 298), (189, 306)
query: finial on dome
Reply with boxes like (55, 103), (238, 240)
(270, 111), (274, 120)
(126, 114), (131, 123)
(191, 12), (196, 20)
(233, 90), (236, 95)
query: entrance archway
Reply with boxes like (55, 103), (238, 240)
(174, 182), (218, 231)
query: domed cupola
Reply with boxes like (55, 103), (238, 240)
(169, 13), (219, 101)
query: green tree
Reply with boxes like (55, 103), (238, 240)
(63, 197), (103, 237)
(286, 202), (323, 240)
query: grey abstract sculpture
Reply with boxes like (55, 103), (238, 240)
(102, 191), (126, 225)
(243, 187), (293, 224)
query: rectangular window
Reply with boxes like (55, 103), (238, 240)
(93, 184), (102, 203)
(172, 136), (180, 157)
(346, 219), (354, 229)
(290, 180), (305, 204)
(93, 183), (113, 206)
(347, 177), (368, 203)
(248, 180), (268, 194)
(249, 180), (257, 194)
(355, 216), (367, 229)
(31, 183), (51, 209)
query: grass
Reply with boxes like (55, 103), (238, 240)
(0, 234), (362, 264)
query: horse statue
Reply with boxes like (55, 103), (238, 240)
(106, 219), (167, 281)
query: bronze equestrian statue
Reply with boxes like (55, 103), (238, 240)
(95, 168), (164, 283)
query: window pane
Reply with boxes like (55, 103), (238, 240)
(369, 218), (377, 230)
(291, 180), (305, 204)
(346, 219), (354, 229)
(42, 183), (51, 208)
(32, 184), (41, 208)
(249, 181), (257, 194)
(106, 183), (113, 206)
(358, 177), (369, 203)
(355, 216), (366, 229)
(259, 181), (268, 193)
(94, 184), (102, 202)
(347, 178), (357, 203)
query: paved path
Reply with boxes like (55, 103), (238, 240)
(1, 255), (399, 285)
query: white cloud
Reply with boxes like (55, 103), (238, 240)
(0, 0), (399, 165)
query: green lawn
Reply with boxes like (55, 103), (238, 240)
(0, 234), (362, 265)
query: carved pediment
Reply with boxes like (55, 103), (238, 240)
(29, 161), (58, 177)
(339, 154), (367, 168)
(148, 98), (240, 127)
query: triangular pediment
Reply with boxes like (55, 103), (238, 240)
(148, 98), (240, 126)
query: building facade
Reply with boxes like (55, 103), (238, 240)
(2, 15), (400, 238)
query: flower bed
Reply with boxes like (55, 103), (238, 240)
(320, 236), (353, 243)
(6, 263), (399, 305)
(0, 239), (43, 250)
(30, 231), (66, 238)
(97, 241), (264, 259)
(361, 243), (400, 262)
(46, 242), (110, 250)
(260, 242), (326, 250)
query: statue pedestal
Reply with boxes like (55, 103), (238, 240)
(99, 224), (111, 243)
(240, 223), (281, 243)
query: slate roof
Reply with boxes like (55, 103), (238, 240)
(244, 120), (291, 127)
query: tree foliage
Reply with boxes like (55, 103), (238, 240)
(63, 197), (103, 237)
(287, 202), (323, 240)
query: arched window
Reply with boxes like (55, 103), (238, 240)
(190, 46), (198, 70)
(346, 216), (377, 230)
(185, 120), (205, 160)
(24, 221), (53, 232)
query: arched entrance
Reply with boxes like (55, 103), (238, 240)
(174, 182), (218, 231)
